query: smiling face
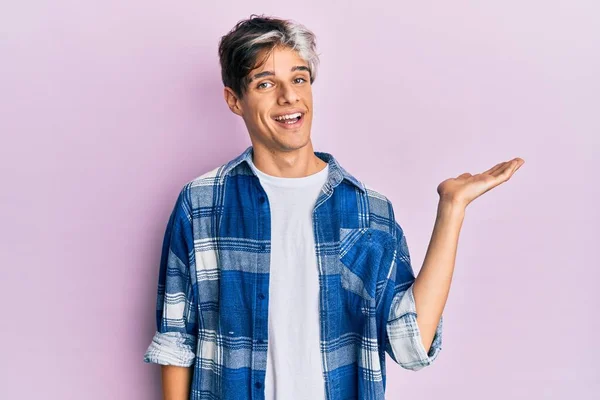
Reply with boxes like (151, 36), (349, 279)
(224, 45), (314, 153)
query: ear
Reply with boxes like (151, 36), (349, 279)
(223, 87), (243, 116)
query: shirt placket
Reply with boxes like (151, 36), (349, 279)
(252, 181), (270, 399)
(312, 183), (336, 400)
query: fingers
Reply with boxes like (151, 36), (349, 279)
(494, 158), (522, 180)
(483, 161), (506, 176)
(494, 162), (513, 179)
(488, 162), (508, 177)
(469, 158), (525, 185)
(514, 158), (525, 173)
(507, 158), (525, 175)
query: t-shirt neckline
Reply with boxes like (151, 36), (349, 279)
(247, 156), (329, 188)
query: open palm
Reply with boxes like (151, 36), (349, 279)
(437, 158), (525, 207)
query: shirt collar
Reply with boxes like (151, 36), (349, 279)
(222, 145), (366, 194)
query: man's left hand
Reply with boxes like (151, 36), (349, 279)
(436, 157), (525, 208)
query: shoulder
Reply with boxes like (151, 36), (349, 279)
(173, 162), (230, 209)
(188, 164), (226, 188)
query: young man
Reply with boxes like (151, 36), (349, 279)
(143, 15), (524, 400)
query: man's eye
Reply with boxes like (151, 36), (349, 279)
(257, 82), (272, 89)
(294, 77), (307, 84)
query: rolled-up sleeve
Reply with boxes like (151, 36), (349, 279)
(143, 183), (198, 367)
(382, 221), (443, 371)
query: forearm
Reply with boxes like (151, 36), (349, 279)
(161, 365), (193, 400)
(413, 199), (465, 353)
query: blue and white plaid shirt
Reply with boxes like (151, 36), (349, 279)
(144, 145), (443, 399)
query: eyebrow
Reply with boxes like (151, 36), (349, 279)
(249, 66), (311, 82)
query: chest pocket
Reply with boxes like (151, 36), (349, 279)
(339, 227), (396, 304)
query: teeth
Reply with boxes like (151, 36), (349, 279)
(275, 112), (302, 121)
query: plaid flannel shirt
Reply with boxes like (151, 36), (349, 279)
(143, 145), (443, 399)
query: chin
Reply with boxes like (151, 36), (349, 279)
(276, 136), (311, 152)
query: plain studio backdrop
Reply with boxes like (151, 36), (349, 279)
(0, 1), (598, 399)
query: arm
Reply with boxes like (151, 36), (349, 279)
(161, 365), (193, 400)
(414, 157), (525, 353)
(143, 183), (199, 395)
(384, 157), (524, 369)
(412, 200), (463, 354)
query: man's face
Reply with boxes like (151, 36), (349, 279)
(224, 46), (313, 152)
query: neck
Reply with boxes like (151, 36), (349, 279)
(250, 141), (327, 178)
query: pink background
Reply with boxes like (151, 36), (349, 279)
(1, 1), (598, 399)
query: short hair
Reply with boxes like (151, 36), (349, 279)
(218, 15), (320, 99)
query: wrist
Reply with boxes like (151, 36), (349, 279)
(437, 198), (467, 217)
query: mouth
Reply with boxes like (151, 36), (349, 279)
(272, 112), (305, 130)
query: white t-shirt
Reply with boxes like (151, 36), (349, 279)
(246, 156), (329, 400)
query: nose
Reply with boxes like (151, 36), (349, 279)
(277, 81), (299, 104)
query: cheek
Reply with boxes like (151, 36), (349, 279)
(303, 87), (313, 100)
(258, 113), (272, 127)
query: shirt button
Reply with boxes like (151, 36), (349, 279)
(258, 293), (265, 300)
(260, 244), (266, 251)
(255, 381), (262, 389)
(258, 196), (265, 203)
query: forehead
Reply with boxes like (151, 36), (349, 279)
(251, 46), (308, 73)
